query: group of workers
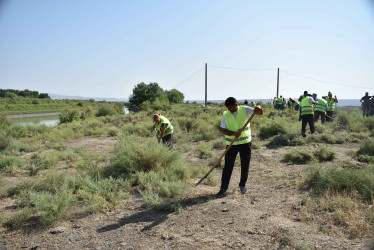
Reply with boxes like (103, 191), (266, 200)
(297, 91), (338, 137)
(153, 97), (263, 198)
(360, 92), (374, 117)
(272, 92), (338, 136)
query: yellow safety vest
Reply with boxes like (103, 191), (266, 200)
(156, 116), (174, 136)
(301, 97), (314, 115)
(223, 106), (251, 145)
(327, 98), (336, 111)
(315, 98), (327, 114)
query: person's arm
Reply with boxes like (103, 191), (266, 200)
(219, 115), (241, 138)
(220, 128), (241, 138)
(158, 127), (166, 142)
(244, 106), (254, 116)
(335, 96), (338, 103)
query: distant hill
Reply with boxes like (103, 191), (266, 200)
(187, 99), (361, 107)
(49, 93), (128, 102)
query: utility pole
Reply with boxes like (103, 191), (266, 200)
(276, 68), (279, 98)
(205, 63), (207, 107)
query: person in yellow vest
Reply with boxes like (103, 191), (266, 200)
(300, 91), (317, 137)
(326, 91), (338, 122)
(314, 95), (328, 124)
(153, 114), (174, 149)
(216, 97), (263, 197)
(273, 97), (277, 109)
(276, 96), (283, 111)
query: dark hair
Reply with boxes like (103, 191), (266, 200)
(244, 100), (248, 105)
(153, 113), (161, 120)
(304, 91), (308, 95)
(224, 97), (237, 107)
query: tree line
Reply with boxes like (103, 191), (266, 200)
(0, 89), (50, 99)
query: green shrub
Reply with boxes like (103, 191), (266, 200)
(306, 166), (374, 202)
(357, 140), (374, 157)
(364, 117), (374, 131)
(0, 133), (10, 151)
(96, 103), (116, 117)
(336, 113), (350, 128)
(7, 125), (27, 138)
(29, 152), (60, 175)
(0, 155), (25, 174)
(283, 150), (313, 164)
(211, 139), (226, 149)
(108, 126), (119, 137)
(259, 122), (287, 139)
(196, 142), (214, 159)
(267, 134), (304, 148)
(59, 109), (80, 123)
(32, 189), (75, 226)
(104, 135), (180, 178)
(3, 207), (33, 229)
(357, 155), (374, 163)
(314, 147), (335, 162)
(70, 176), (128, 213)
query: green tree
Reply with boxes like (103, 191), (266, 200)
(129, 82), (166, 106)
(166, 89), (184, 104)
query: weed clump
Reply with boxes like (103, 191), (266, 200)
(306, 166), (374, 202)
(357, 139), (374, 157)
(196, 142), (214, 159)
(259, 122), (287, 139)
(314, 147), (335, 162)
(283, 150), (313, 164)
(267, 134), (304, 148)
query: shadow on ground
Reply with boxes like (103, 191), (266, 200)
(97, 193), (216, 233)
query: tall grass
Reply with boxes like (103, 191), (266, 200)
(306, 166), (374, 202)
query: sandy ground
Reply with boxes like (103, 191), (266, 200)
(1, 137), (373, 249)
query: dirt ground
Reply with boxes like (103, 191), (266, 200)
(1, 137), (373, 249)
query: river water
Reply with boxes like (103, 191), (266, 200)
(9, 107), (129, 127)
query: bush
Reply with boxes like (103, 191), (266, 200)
(4, 207), (33, 229)
(0, 133), (10, 151)
(196, 142), (214, 159)
(108, 126), (119, 137)
(283, 150), (313, 164)
(0, 155), (25, 174)
(211, 139), (226, 149)
(104, 135), (181, 178)
(314, 147), (335, 162)
(364, 117), (374, 131)
(259, 122), (287, 139)
(336, 113), (350, 128)
(357, 140), (374, 157)
(267, 134), (304, 148)
(96, 103), (116, 117)
(306, 166), (374, 202)
(32, 189), (75, 226)
(357, 155), (374, 163)
(59, 109), (80, 123)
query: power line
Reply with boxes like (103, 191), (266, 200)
(281, 69), (374, 90)
(209, 65), (277, 71)
(171, 67), (204, 89)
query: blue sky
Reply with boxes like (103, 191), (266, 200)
(1, 0), (374, 100)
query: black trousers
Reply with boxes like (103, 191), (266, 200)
(326, 111), (334, 122)
(314, 111), (326, 124)
(301, 114), (315, 136)
(220, 142), (251, 191)
(162, 133), (173, 149)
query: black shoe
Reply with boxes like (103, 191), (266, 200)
(216, 189), (227, 197)
(240, 186), (247, 194)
